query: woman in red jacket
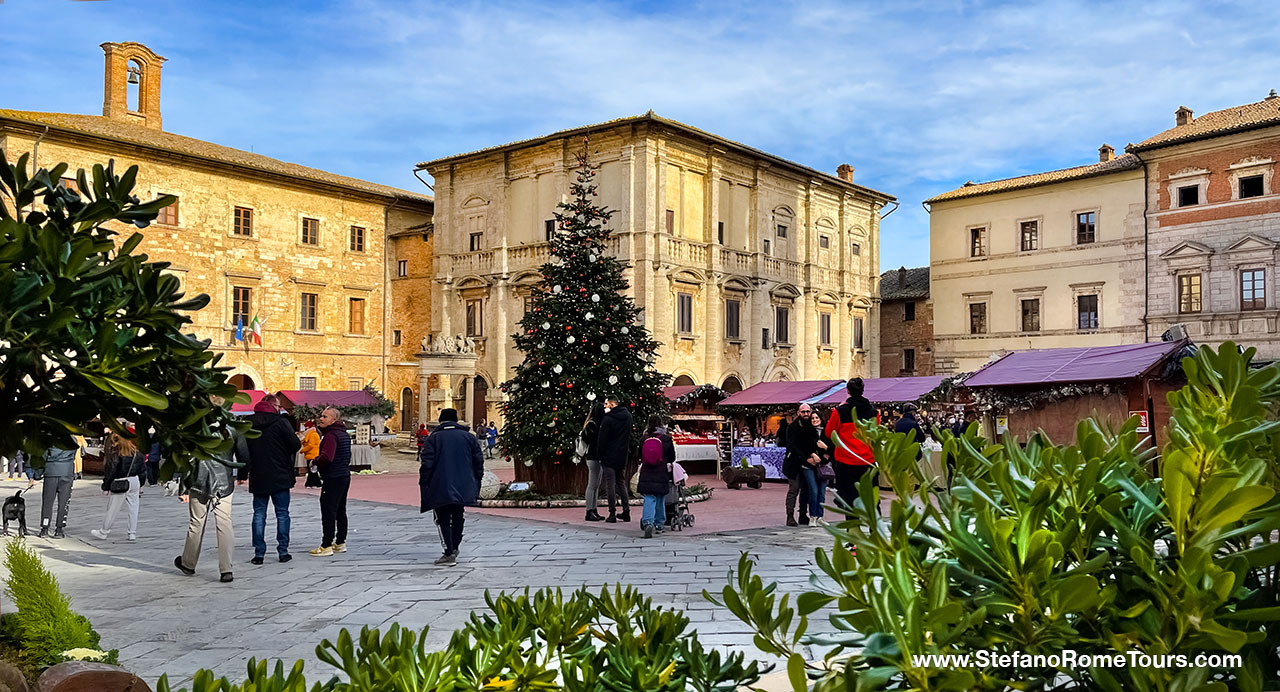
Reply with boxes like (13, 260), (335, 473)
(824, 378), (877, 510)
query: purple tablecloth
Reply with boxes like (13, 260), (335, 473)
(731, 447), (786, 480)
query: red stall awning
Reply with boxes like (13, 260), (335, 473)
(963, 341), (1186, 387)
(718, 380), (843, 407)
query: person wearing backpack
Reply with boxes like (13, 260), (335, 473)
(636, 415), (675, 539)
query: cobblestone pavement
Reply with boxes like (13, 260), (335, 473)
(13, 479), (841, 688)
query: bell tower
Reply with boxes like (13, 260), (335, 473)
(101, 42), (166, 130)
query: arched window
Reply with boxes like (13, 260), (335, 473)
(400, 387), (414, 430)
(228, 373), (255, 390)
(127, 59), (143, 112)
(721, 376), (743, 394)
(672, 374), (696, 387)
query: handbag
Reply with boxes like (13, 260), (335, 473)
(305, 470), (324, 488)
(109, 478), (131, 494)
(818, 462), (836, 482)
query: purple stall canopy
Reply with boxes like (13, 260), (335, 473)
(276, 390), (377, 409)
(817, 376), (947, 404)
(963, 341), (1186, 388)
(718, 380), (842, 407)
(663, 385), (698, 401)
(231, 390), (268, 413)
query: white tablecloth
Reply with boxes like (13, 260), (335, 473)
(674, 443), (720, 463)
(296, 444), (380, 472)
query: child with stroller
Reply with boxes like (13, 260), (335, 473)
(637, 415), (675, 539)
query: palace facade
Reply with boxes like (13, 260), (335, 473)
(0, 42), (434, 401)
(416, 115), (895, 423)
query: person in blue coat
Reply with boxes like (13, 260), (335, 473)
(419, 408), (484, 566)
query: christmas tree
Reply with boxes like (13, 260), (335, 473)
(499, 142), (669, 494)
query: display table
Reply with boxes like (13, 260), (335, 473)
(730, 446), (786, 480)
(295, 444), (380, 474)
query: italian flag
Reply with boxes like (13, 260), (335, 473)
(249, 315), (266, 346)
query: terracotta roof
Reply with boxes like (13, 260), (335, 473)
(0, 109), (433, 206)
(418, 111), (895, 203)
(880, 266), (929, 301)
(925, 153), (1140, 204)
(1129, 93), (1280, 152)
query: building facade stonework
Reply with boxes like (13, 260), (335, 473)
(1133, 94), (1280, 357)
(420, 115), (894, 423)
(879, 267), (934, 377)
(0, 42), (433, 405)
(926, 149), (1147, 374)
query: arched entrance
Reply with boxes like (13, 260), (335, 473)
(400, 387), (414, 430)
(721, 375), (743, 393)
(453, 376), (490, 426)
(228, 373), (255, 390)
(672, 374), (696, 386)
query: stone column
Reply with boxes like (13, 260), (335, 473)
(418, 370), (431, 425)
(465, 375), (476, 425)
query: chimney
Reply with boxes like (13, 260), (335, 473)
(898, 266), (907, 289)
(1098, 144), (1115, 162)
(1267, 89), (1278, 101)
(1175, 106), (1194, 127)
(836, 164), (854, 182)
(101, 42), (167, 130)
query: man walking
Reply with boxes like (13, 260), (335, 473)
(241, 395), (301, 565)
(596, 394), (633, 523)
(485, 421), (498, 459)
(782, 405), (816, 527)
(419, 408), (484, 566)
(37, 441), (80, 538)
(311, 406), (351, 557)
(176, 399), (248, 583)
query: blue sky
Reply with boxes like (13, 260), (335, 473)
(4, 0), (1279, 269)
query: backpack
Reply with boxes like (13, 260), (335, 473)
(641, 436), (664, 467)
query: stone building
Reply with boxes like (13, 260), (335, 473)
(0, 42), (433, 401)
(926, 146), (1147, 374)
(417, 114), (895, 423)
(878, 266), (934, 377)
(1131, 92), (1280, 357)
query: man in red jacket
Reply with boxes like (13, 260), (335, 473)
(824, 377), (877, 510)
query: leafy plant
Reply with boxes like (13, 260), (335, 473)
(1, 541), (112, 668)
(710, 342), (1280, 691)
(0, 150), (250, 477)
(156, 585), (765, 692)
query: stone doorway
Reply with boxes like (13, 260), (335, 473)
(229, 373), (255, 390)
(400, 387), (414, 430)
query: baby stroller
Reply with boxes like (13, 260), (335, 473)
(664, 462), (695, 531)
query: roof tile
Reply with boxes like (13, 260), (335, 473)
(925, 154), (1140, 204)
(1130, 94), (1280, 151)
(0, 109), (432, 205)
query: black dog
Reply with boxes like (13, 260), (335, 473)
(2, 489), (28, 537)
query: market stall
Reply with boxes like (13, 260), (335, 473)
(717, 380), (844, 479)
(960, 340), (1192, 446)
(275, 390), (387, 473)
(663, 384), (728, 474)
(231, 390), (269, 415)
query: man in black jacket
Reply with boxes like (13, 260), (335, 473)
(596, 395), (633, 523)
(311, 406), (352, 557)
(240, 396), (301, 565)
(782, 405), (816, 527)
(420, 408), (484, 566)
(894, 404), (925, 460)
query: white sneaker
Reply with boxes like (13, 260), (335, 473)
(127, 534), (137, 541)
(90, 529), (109, 540)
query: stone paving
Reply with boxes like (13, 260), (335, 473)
(11, 479), (841, 688)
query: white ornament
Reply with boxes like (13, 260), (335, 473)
(547, 420), (556, 427)
(589, 254), (597, 262)
(585, 312), (594, 320)
(609, 375), (619, 385)
(591, 294), (600, 303)
(553, 285), (562, 294)
(621, 327), (629, 334)
(587, 392), (597, 401)
(542, 381), (550, 388)
(553, 364), (563, 374)
(601, 344), (610, 353)
(542, 322), (551, 330)
(633, 373), (643, 381)
(567, 335), (576, 344)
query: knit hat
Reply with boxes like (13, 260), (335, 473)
(439, 408), (459, 422)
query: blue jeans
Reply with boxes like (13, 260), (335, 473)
(641, 494), (667, 528)
(802, 467), (828, 518)
(251, 490), (291, 558)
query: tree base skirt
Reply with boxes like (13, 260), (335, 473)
(478, 490), (711, 509)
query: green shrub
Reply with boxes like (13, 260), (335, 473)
(711, 342), (1280, 691)
(1, 541), (101, 666)
(157, 585), (766, 692)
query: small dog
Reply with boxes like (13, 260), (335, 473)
(162, 479), (181, 497)
(2, 488), (28, 537)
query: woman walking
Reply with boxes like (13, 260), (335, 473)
(581, 403), (606, 522)
(825, 378), (878, 510)
(637, 415), (675, 539)
(91, 432), (146, 541)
